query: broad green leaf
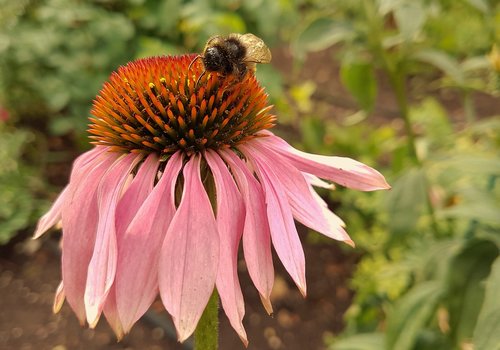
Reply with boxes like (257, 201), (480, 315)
(438, 200), (500, 226)
(386, 281), (443, 350)
(445, 240), (498, 346)
(0, 126), (46, 244)
(213, 12), (246, 34)
(394, 2), (426, 41)
(254, 64), (284, 102)
(461, 56), (491, 72)
(385, 167), (427, 235)
(439, 155), (500, 176)
(464, 0), (490, 14)
(294, 18), (356, 56)
(409, 98), (452, 148)
(340, 62), (377, 112)
(473, 257), (500, 350)
(330, 332), (385, 350)
(136, 36), (183, 58)
(412, 50), (465, 85)
(301, 116), (326, 151)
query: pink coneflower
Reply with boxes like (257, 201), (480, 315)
(35, 54), (389, 345)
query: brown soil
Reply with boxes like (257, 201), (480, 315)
(0, 232), (355, 350)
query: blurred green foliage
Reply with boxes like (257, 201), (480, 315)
(0, 0), (499, 348)
(288, 1), (499, 349)
(0, 124), (47, 244)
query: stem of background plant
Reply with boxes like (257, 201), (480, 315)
(194, 289), (219, 350)
(387, 70), (442, 235)
(463, 90), (476, 123)
(387, 72), (419, 163)
(363, 0), (442, 235)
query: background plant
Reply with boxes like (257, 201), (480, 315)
(289, 0), (499, 349)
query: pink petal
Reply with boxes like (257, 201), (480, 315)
(34, 147), (108, 239)
(246, 146), (351, 245)
(61, 151), (119, 325)
(159, 154), (219, 343)
(304, 173), (335, 190)
(205, 151), (247, 345)
(115, 152), (183, 334)
(84, 152), (142, 327)
(104, 152), (161, 337)
(102, 288), (124, 340)
(310, 189), (353, 246)
(73, 146), (109, 169)
(241, 145), (307, 297)
(221, 150), (274, 314)
(257, 133), (390, 191)
(34, 186), (69, 239)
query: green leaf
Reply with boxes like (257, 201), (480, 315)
(294, 18), (356, 57)
(0, 126), (46, 244)
(330, 332), (385, 350)
(386, 281), (443, 350)
(463, 0), (490, 14)
(412, 49), (465, 85)
(445, 240), (498, 346)
(394, 2), (426, 41)
(340, 62), (377, 112)
(473, 257), (500, 350)
(385, 167), (427, 235)
(439, 155), (500, 176)
(301, 116), (326, 151)
(438, 200), (500, 226)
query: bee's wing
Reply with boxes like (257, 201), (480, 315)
(236, 33), (272, 64)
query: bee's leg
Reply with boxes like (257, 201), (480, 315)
(188, 55), (202, 71)
(195, 70), (206, 88)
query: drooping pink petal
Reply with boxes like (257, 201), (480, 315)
(310, 190), (353, 245)
(221, 150), (274, 314)
(115, 152), (183, 334)
(205, 150), (248, 345)
(34, 147), (109, 239)
(159, 154), (219, 343)
(241, 145), (307, 297)
(73, 146), (109, 169)
(61, 150), (119, 325)
(245, 145), (350, 245)
(256, 132), (391, 191)
(84, 152), (142, 327)
(53, 281), (65, 314)
(34, 186), (69, 239)
(102, 289), (124, 340)
(103, 152), (161, 337)
(304, 173), (335, 190)
(305, 180), (344, 227)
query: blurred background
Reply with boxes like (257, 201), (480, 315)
(0, 0), (499, 349)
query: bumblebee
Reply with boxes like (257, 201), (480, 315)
(190, 33), (272, 86)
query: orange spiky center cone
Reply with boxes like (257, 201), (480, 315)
(88, 54), (276, 156)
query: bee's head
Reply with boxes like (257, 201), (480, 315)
(203, 46), (226, 72)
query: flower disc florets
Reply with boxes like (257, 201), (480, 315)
(89, 55), (276, 155)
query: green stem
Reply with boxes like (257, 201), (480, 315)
(387, 70), (441, 235)
(388, 71), (420, 164)
(463, 90), (476, 123)
(194, 289), (219, 350)
(362, 0), (441, 235)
